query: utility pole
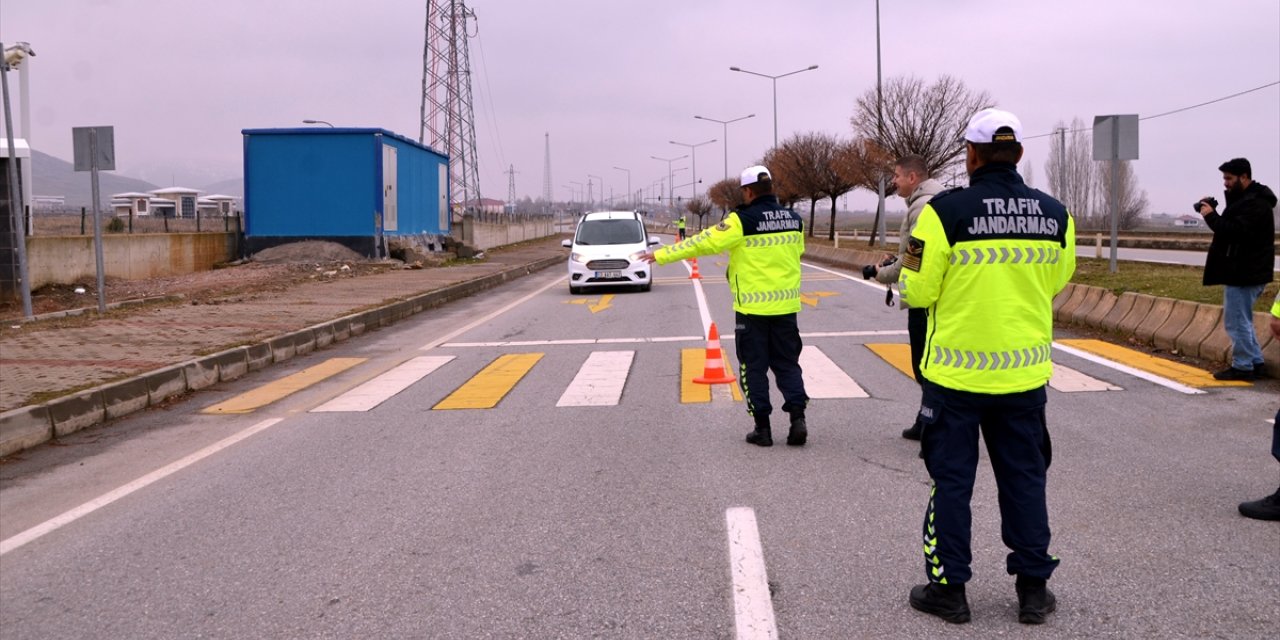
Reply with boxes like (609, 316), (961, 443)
(542, 132), (552, 213)
(1056, 127), (1067, 208)
(420, 0), (482, 214)
(504, 164), (518, 214)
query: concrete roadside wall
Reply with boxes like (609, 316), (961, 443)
(461, 218), (556, 251)
(25, 232), (239, 288)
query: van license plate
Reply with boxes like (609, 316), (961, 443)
(595, 270), (622, 278)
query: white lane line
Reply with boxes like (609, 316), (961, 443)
(800, 346), (869, 398)
(726, 507), (778, 640)
(1049, 364), (1122, 393)
(312, 356), (455, 412)
(802, 261), (896, 296)
(440, 331), (903, 349)
(420, 275), (563, 351)
(1052, 342), (1205, 395)
(556, 351), (635, 407)
(0, 418), (285, 556)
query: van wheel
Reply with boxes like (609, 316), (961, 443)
(639, 282), (651, 292)
(569, 284), (582, 295)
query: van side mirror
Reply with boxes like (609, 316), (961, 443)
(648, 236), (661, 246)
(561, 239), (572, 248)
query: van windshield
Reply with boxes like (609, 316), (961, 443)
(575, 219), (644, 245)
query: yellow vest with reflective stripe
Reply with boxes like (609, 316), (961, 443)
(899, 165), (1076, 394)
(655, 207), (804, 315)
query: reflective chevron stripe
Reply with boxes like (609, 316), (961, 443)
(950, 245), (1062, 265)
(737, 288), (801, 305)
(931, 343), (1052, 370)
(743, 234), (803, 248)
(923, 484), (947, 585)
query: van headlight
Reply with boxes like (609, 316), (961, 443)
(628, 251), (647, 262)
(570, 252), (588, 263)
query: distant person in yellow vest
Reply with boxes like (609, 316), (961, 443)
(676, 215), (687, 240)
(899, 108), (1075, 625)
(642, 166), (809, 446)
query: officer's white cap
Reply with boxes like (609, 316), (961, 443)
(964, 108), (1023, 144)
(740, 165), (772, 187)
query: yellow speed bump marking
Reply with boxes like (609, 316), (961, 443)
(866, 343), (915, 380)
(433, 353), (543, 410)
(562, 294), (614, 313)
(1056, 339), (1250, 387)
(202, 358), (367, 414)
(680, 348), (742, 404)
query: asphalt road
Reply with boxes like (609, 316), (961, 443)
(1, 255), (1277, 639)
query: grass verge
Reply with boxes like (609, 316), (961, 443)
(1072, 258), (1277, 311)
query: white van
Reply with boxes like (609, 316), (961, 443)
(561, 211), (661, 294)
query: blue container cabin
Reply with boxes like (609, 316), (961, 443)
(241, 127), (450, 257)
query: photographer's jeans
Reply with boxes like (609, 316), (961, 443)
(1223, 284), (1266, 370)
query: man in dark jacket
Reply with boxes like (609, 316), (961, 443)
(1196, 157), (1277, 380)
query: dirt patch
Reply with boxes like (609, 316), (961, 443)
(251, 240), (371, 264)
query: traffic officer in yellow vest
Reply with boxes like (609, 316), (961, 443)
(899, 109), (1075, 625)
(676, 215), (687, 240)
(641, 165), (809, 446)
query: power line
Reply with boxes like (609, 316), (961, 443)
(1022, 80), (1279, 141)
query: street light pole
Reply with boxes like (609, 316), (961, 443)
(873, 0), (888, 248)
(694, 114), (755, 181)
(670, 139), (715, 201)
(302, 119), (335, 128)
(588, 174), (603, 210)
(612, 166), (631, 209)
(728, 65), (818, 148)
(651, 154), (687, 214)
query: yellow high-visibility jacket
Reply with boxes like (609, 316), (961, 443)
(900, 163), (1076, 394)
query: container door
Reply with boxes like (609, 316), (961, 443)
(382, 144), (398, 232)
(438, 162), (449, 231)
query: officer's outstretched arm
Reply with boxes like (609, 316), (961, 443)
(655, 214), (744, 265)
(898, 205), (949, 309)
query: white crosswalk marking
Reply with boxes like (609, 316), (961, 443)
(556, 351), (635, 407)
(800, 346), (870, 399)
(1049, 364), (1122, 393)
(312, 355), (456, 412)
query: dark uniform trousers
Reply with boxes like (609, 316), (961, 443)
(734, 312), (807, 418)
(907, 308), (928, 428)
(919, 380), (1059, 584)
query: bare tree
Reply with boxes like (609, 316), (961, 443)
(685, 196), (713, 231)
(814, 137), (886, 241)
(761, 145), (804, 208)
(1093, 160), (1149, 231)
(851, 74), (993, 245)
(1044, 118), (1095, 222)
(766, 133), (830, 236)
(707, 178), (745, 218)
(851, 75), (994, 177)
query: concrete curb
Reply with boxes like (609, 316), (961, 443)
(0, 254), (563, 458)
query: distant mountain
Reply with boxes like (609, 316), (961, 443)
(201, 177), (243, 199)
(32, 150), (159, 209)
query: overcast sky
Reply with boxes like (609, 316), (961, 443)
(3, 0), (1278, 215)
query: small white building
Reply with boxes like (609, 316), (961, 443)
(150, 187), (203, 218)
(201, 194), (239, 217)
(110, 191), (154, 217)
(1174, 215), (1202, 228)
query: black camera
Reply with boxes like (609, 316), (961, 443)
(1192, 196), (1218, 213)
(862, 255), (898, 280)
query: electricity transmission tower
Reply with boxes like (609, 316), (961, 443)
(419, 0), (481, 214)
(505, 164), (518, 213)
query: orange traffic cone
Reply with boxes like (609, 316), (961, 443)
(688, 257), (702, 280)
(693, 323), (736, 385)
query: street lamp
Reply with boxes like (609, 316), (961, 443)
(651, 154), (687, 212)
(302, 119), (335, 128)
(670, 139), (715, 200)
(728, 64), (819, 147)
(694, 113), (755, 181)
(612, 166), (631, 209)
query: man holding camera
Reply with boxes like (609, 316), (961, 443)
(899, 109), (1075, 625)
(864, 155), (945, 441)
(1195, 157), (1276, 380)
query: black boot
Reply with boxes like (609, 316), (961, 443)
(1015, 575), (1057, 625)
(745, 414), (772, 447)
(787, 410), (807, 446)
(901, 419), (922, 441)
(909, 582), (970, 624)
